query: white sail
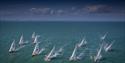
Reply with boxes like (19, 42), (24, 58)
(33, 35), (40, 44)
(58, 47), (63, 53)
(32, 43), (43, 56)
(94, 44), (103, 62)
(69, 45), (77, 61)
(44, 46), (55, 61)
(77, 38), (87, 47)
(19, 35), (28, 45)
(50, 47), (63, 58)
(19, 35), (24, 45)
(9, 40), (16, 53)
(32, 43), (39, 56)
(50, 52), (60, 58)
(32, 43), (44, 56)
(100, 32), (108, 40)
(32, 32), (36, 39)
(104, 41), (114, 52)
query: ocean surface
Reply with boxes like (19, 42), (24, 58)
(0, 21), (125, 63)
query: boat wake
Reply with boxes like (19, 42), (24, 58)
(38, 48), (45, 54)
(15, 45), (26, 51)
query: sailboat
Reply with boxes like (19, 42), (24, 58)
(33, 35), (40, 44)
(44, 46), (55, 61)
(32, 43), (45, 57)
(9, 40), (16, 53)
(19, 35), (28, 46)
(69, 45), (78, 61)
(77, 37), (87, 47)
(58, 47), (63, 53)
(94, 44), (103, 62)
(19, 35), (24, 45)
(32, 32), (36, 39)
(104, 40), (114, 52)
(50, 47), (63, 58)
(50, 52), (60, 58)
(76, 51), (85, 60)
(100, 32), (108, 41)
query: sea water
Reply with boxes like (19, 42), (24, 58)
(0, 21), (125, 63)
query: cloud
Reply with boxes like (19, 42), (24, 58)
(69, 7), (81, 15)
(29, 7), (68, 16)
(30, 7), (52, 15)
(55, 9), (66, 16)
(84, 4), (112, 13)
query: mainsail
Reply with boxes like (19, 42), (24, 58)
(32, 32), (36, 39)
(33, 35), (40, 44)
(94, 44), (103, 62)
(50, 47), (63, 58)
(100, 32), (108, 40)
(9, 40), (16, 53)
(19, 35), (24, 45)
(78, 37), (87, 47)
(58, 47), (63, 53)
(69, 45), (77, 61)
(104, 41), (114, 52)
(44, 46), (55, 61)
(32, 43), (39, 56)
(32, 43), (44, 56)
(19, 35), (28, 45)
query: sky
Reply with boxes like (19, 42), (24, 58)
(0, 0), (125, 22)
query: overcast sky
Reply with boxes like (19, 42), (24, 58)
(0, 0), (125, 21)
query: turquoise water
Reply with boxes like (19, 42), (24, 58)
(0, 21), (125, 63)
